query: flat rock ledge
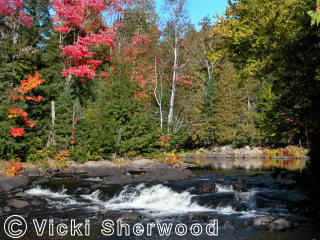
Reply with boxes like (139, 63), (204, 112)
(0, 159), (193, 193)
(64, 159), (194, 185)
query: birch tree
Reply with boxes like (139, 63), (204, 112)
(163, 0), (189, 133)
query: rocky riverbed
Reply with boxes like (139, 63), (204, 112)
(0, 159), (318, 239)
(0, 159), (194, 194)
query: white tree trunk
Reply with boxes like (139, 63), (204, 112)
(153, 57), (163, 130)
(47, 100), (56, 147)
(168, 0), (179, 133)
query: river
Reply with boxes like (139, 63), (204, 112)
(0, 157), (318, 239)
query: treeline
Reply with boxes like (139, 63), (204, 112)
(0, 0), (319, 162)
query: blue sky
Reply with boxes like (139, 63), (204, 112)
(155, 0), (228, 27)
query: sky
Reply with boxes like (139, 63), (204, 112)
(155, 0), (229, 28)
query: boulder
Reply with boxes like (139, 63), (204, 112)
(3, 206), (11, 213)
(253, 217), (272, 226)
(14, 192), (27, 198)
(192, 192), (235, 208)
(268, 218), (292, 231)
(198, 182), (218, 194)
(0, 176), (29, 193)
(22, 168), (41, 177)
(9, 199), (29, 209)
(231, 179), (248, 192)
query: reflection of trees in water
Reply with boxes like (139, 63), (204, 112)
(189, 157), (306, 171)
(264, 158), (306, 171)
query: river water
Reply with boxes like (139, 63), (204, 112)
(0, 157), (318, 239)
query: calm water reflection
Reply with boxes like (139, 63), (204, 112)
(183, 157), (307, 171)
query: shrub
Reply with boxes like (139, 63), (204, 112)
(2, 160), (23, 176)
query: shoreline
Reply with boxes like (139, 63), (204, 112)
(0, 159), (195, 193)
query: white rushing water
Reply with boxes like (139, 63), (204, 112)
(216, 184), (234, 192)
(25, 183), (267, 217)
(80, 184), (212, 216)
(26, 186), (70, 199)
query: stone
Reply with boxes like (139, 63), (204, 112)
(23, 168), (40, 177)
(9, 199), (29, 209)
(268, 218), (292, 231)
(253, 217), (272, 226)
(14, 192), (27, 198)
(231, 178), (248, 192)
(0, 176), (29, 193)
(198, 182), (218, 194)
(3, 207), (11, 213)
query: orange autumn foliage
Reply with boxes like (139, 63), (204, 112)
(2, 161), (23, 176)
(8, 108), (28, 119)
(16, 71), (45, 94)
(7, 72), (45, 137)
(165, 152), (181, 165)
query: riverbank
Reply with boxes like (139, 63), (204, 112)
(0, 159), (195, 193)
(182, 145), (309, 160)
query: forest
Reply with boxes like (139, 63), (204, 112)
(0, 0), (319, 175)
(1, 0), (320, 234)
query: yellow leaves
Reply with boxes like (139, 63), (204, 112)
(164, 152), (181, 166)
(209, 0), (307, 72)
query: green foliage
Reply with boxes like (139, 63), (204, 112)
(256, 83), (283, 145)
(209, 0), (319, 148)
(71, 65), (160, 161)
(308, 0), (320, 26)
(1, 0), (319, 167)
(212, 60), (244, 145)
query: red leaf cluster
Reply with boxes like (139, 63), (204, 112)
(52, 0), (131, 82)
(123, 34), (153, 89)
(0, 0), (32, 26)
(62, 65), (96, 79)
(8, 127), (26, 137)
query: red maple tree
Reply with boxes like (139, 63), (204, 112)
(52, 0), (131, 83)
(0, 0), (32, 26)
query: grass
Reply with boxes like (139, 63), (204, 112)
(264, 146), (308, 159)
